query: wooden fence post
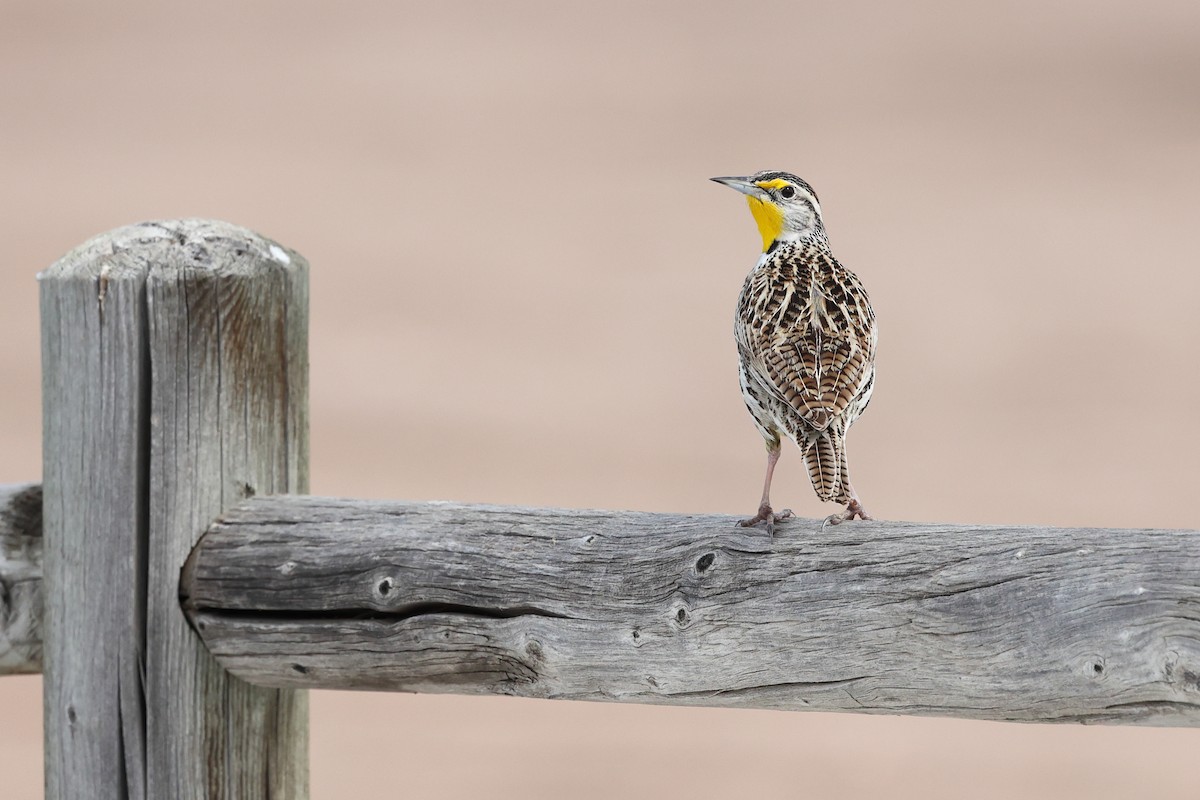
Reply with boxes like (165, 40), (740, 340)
(40, 220), (309, 799)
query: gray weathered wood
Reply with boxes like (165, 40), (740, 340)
(144, 220), (309, 799)
(0, 483), (43, 674)
(41, 237), (151, 800)
(184, 496), (1200, 727)
(40, 220), (309, 800)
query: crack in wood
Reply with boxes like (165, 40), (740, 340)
(192, 600), (573, 625)
(665, 676), (871, 699)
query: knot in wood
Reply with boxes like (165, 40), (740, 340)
(672, 604), (692, 629)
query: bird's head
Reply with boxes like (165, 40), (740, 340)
(711, 170), (825, 252)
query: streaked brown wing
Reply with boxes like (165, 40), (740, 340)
(739, 253), (876, 431)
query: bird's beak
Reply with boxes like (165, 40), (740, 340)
(711, 176), (765, 199)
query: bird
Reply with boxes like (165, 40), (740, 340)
(712, 170), (877, 531)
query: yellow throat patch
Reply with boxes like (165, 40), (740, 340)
(746, 196), (783, 252)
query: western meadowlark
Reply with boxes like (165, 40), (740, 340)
(713, 171), (876, 532)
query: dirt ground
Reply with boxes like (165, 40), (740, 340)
(2, 1), (1198, 797)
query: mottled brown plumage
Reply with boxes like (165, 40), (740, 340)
(714, 171), (876, 531)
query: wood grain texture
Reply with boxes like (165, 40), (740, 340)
(39, 220), (310, 800)
(40, 237), (151, 800)
(185, 496), (1200, 726)
(0, 484), (44, 674)
(143, 220), (309, 799)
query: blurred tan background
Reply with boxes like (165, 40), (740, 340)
(2, 1), (1199, 797)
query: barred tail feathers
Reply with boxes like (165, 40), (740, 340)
(802, 428), (844, 502)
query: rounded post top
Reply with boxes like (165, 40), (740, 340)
(38, 219), (305, 282)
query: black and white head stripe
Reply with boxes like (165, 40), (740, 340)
(749, 171), (820, 205)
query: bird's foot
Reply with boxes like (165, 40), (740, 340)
(739, 504), (793, 536)
(823, 498), (872, 528)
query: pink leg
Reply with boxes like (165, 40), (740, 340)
(739, 443), (793, 535)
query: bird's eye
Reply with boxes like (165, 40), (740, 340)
(780, 185), (796, 199)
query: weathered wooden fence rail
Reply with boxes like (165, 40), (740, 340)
(7, 486), (1200, 726)
(0, 483), (41, 674)
(183, 496), (1200, 725)
(4, 219), (1199, 798)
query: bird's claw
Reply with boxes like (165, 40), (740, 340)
(739, 505), (793, 536)
(822, 499), (872, 529)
